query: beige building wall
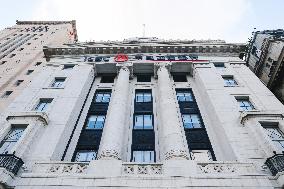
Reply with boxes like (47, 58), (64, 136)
(0, 21), (77, 113)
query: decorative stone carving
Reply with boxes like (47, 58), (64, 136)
(164, 150), (190, 160)
(97, 149), (121, 160)
(122, 164), (162, 175)
(47, 163), (88, 174)
(197, 162), (256, 174)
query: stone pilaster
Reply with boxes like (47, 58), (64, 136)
(97, 65), (130, 160)
(156, 63), (190, 160)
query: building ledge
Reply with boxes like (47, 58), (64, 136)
(240, 111), (284, 124)
(6, 112), (49, 125)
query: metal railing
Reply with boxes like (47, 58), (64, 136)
(265, 152), (284, 176)
(0, 154), (24, 175)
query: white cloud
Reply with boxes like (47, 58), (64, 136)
(32, 0), (252, 42)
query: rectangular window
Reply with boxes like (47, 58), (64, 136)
(176, 91), (193, 102)
(51, 78), (66, 88)
(34, 98), (53, 111)
(213, 62), (225, 69)
(63, 65), (74, 70)
(15, 80), (24, 86)
(0, 126), (26, 154)
(262, 124), (284, 151)
(132, 150), (155, 163)
(26, 70), (34, 75)
(182, 114), (202, 129)
(75, 150), (97, 162)
(236, 98), (254, 111)
(1, 91), (13, 98)
(134, 114), (153, 129)
(191, 150), (213, 161)
(85, 115), (105, 129)
(173, 74), (187, 82)
(137, 75), (151, 82)
(135, 91), (152, 102)
(35, 62), (42, 66)
(223, 76), (238, 87)
(100, 75), (116, 83)
(95, 92), (111, 103)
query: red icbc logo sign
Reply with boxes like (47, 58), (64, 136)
(114, 54), (128, 62)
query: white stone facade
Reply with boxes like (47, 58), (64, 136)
(0, 27), (284, 188)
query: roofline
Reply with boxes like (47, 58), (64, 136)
(16, 20), (78, 42)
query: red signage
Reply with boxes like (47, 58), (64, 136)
(114, 54), (128, 62)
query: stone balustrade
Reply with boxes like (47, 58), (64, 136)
(197, 162), (256, 175)
(32, 162), (88, 175)
(122, 163), (163, 175)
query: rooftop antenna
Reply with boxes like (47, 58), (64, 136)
(143, 24), (145, 37)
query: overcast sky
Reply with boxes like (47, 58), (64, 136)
(0, 0), (283, 43)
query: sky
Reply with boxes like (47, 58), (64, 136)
(0, 0), (283, 43)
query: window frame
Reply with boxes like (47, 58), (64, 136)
(95, 91), (111, 103)
(0, 126), (26, 154)
(133, 114), (154, 130)
(135, 91), (152, 103)
(85, 115), (106, 130)
(50, 77), (66, 88)
(181, 114), (203, 129)
(34, 98), (53, 111)
(222, 76), (238, 87)
(131, 150), (155, 163)
(74, 149), (97, 162)
(176, 91), (194, 102)
(235, 97), (255, 111)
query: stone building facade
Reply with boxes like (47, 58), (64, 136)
(246, 29), (284, 103)
(0, 20), (77, 113)
(0, 24), (284, 188)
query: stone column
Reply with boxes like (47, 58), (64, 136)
(97, 66), (130, 160)
(157, 64), (190, 160)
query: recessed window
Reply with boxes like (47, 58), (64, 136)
(182, 114), (202, 129)
(213, 62), (225, 69)
(222, 76), (238, 87)
(1, 61), (7, 65)
(100, 75), (116, 83)
(191, 150), (213, 161)
(173, 74), (187, 82)
(137, 75), (151, 82)
(0, 126), (26, 154)
(134, 114), (153, 129)
(132, 150), (155, 163)
(26, 70), (34, 75)
(236, 97), (254, 111)
(10, 54), (16, 58)
(34, 98), (53, 111)
(15, 80), (24, 86)
(261, 123), (284, 151)
(1, 91), (13, 98)
(176, 91), (193, 102)
(85, 115), (105, 129)
(51, 78), (66, 88)
(75, 150), (97, 162)
(63, 65), (74, 70)
(35, 62), (42, 66)
(18, 48), (24, 51)
(95, 91), (111, 103)
(135, 91), (152, 102)
(27, 43), (31, 45)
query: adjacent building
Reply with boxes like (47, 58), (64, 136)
(0, 20), (77, 113)
(1, 23), (284, 188)
(246, 29), (284, 103)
